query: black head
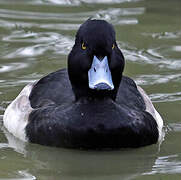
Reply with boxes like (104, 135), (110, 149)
(68, 19), (125, 100)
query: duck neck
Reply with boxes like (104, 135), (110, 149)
(71, 82), (120, 102)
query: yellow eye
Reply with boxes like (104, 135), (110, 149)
(112, 44), (115, 49)
(82, 42), (86, 50)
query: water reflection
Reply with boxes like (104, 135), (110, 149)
(3, 32), (73, 58)
(149, 92), (181, 103)
(144, 155), (181, 175)
(0, 7), (144, 26)
(0, 0), (180, 179)
(92, 7), (144, 24)
(143, 31), (181, 40)
(2, 128), (160, 180)
(33, 0), (141, 6)
(17, 171), (36, 180)
(169, 124), (181, 132)
(120, 42), (162, 64)
(0, 6), (145, 59)
(0, 63), (28, 72)
(120, 42), (181, 70)
(135, 74), (181, 85)
(172, 46), (181, 52)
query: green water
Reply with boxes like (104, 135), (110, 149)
(0, 0), (181, 179)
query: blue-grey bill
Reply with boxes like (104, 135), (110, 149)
(88, 56), (114, 90)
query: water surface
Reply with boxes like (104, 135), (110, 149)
(0, 0), (181, 179)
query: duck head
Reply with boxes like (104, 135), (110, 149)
(68, 19), (125, 100)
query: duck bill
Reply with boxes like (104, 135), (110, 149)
(88, 56), (114, 90)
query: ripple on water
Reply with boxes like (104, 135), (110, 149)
(0, 79), (37, 88)
(135, 74), (181, 85)
(119, 42), (163, 64)
(17, 171), (36, 180)
(31, 0), (141, 5)
(142, 31), (181, 40)
(159, 59), (181, 70)
(172, 46), (181, 52)
(169, 123), (181, 132)
(3, 31), (74, 43)
(0, 7), (144, 29)
(92, 7), (144, 25)
(0, 168), (36, 180)
(148, 47), (181, 70)
(0, 19), (81, 30)
(0, 9), (86, 22)
(0, 6), (143, 61)
(119, 42), (181, 70)
(0, 143), (8, 149)
(135, 74), (181, 102)
(3, 32), (74, 58)
(144, 155), (181, 175)
(0, 63), (28, 73)
(149, 92), (181, 103)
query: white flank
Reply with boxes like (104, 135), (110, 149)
(154, 109), (164, 142)
(137, 86), (163, 142)
(3, 82), (36, 141)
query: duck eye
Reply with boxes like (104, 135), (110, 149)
(112, 44), (115, 50)
(81, 42), (86, 50)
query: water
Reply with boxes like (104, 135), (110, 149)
(0, 0), (181, 179)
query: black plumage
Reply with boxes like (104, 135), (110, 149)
(26, 19), (159, 149)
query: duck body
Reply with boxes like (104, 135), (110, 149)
(3, 19), (163, 149)
(26, 69), (158, 149)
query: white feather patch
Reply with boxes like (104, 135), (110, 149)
(137, 86), (163, 142)
(3, 82), (36, 141)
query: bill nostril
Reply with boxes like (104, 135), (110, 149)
(94, 67), (96, 72)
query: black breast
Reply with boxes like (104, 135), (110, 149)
(29, 69), (74, 108)
(27, 71), (158, 149)
(116, 76), (146, 111)
(26, 100), (158, 149)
